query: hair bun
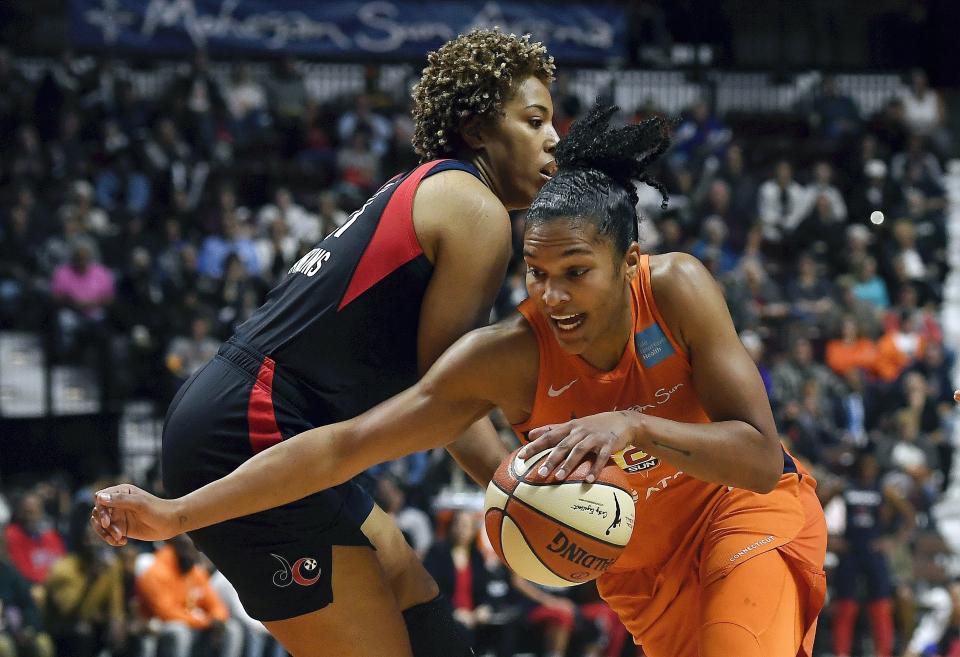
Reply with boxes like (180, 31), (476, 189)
(555, 100), (671, 208)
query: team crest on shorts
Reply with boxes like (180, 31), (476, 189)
(270, 553), (321, 587)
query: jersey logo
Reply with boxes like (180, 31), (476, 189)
(547, 378), (578, 397)
(635, 323), (675, 368)
(612, 447), (660, 474)
(270, 554), (321, 587)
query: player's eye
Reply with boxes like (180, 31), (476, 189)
(527, 266), (545, 278)
(529, 118), (544, 128)
(567, 268), (589, 278)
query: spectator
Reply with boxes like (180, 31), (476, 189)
(136, 535), (241, 657)
(803, 161), (847, 221)
(254, 215), (298, 284)
(43, 524), (125, 657)
(424, 511), (493, 646)
(257, 187), (319, 246)
(224, 64), (269, 150)
(826, 315), (878, 378)
(0, 531), (54, 657)
(337, 93), (392, 158)
(315, 190), (348, 236)
(851, 256), (890, 310)
(197, 214), (259, 278)
(337, 128), (381, 196)
(875, 312), (927, 383)
(3, 493), (66, 586)
(809, 75), (861, 139)
(771, 335), (844, 413)
(758, 160), (808, 257)
(722, 257), (790, 333)
(900, 69), (950, 156)
(688, 216), (737, 276)
(785, 253), (836, 330)
(848, 159), (903, 230)
(50, 236), (115, 358)
(167, 50), (224, 156)
(669, 99), (730, 168)
(165, 313), (220, 386)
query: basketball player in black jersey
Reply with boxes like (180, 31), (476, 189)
(94, 30), (558, 657)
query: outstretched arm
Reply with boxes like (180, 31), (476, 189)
(93, 329), (509, 545)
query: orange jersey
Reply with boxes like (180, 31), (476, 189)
(513, 255), (826, 657)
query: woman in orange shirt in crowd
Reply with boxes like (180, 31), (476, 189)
(825, 314), (878, 377)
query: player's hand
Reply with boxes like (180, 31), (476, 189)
(90, 485), (182, 546)
(519, 411), (635, 483)
(954, 390), (960, 403)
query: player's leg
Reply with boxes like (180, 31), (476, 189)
(360, 502), (438, 609)
(360, 503), (474, 657)
(864, 550), (895, 657)
(699, 550), (804, 657)
(263, 545), (414, 657)
(830, 551), (861, 657)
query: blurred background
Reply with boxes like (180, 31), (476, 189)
(2, 1), (960, 656)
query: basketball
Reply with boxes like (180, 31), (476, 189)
(484, 447), (636, 587)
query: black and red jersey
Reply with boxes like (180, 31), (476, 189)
(232, 159), (483, 426)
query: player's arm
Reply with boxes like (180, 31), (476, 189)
(523, 253), (783, 493)
(413, 171), (514, 486)
(91, 327), (513, 545)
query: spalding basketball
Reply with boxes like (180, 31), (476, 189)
(484, 446), (636, 587)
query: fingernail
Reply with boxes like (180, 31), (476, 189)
(538, 466), (549, 476)
(586, 475), (595, 483)
(99, 493), (111, 502)
(556, 469), (566, 479)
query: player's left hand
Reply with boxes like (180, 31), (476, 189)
(519, 411), (636, 483)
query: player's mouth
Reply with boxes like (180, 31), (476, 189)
(550, 312), (586, 333)
(539, 160), (558, 183)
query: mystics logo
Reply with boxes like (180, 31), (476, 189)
(270, 554), (321, 587)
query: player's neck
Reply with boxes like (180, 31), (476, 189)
(578, 286), (634, 372)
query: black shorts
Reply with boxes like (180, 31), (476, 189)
(161, 338), (374, 622)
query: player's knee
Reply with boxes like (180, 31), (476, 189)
(402, 594), (473, 657)
(700, 621), (763, 657)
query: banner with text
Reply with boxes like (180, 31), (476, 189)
(70, 0), (625, 62)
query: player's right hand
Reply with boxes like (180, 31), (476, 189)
(90, 485), (182, 546)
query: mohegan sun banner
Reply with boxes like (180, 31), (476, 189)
(69, 0), (626, 62)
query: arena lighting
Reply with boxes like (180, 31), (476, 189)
(870, 210), (885, 225)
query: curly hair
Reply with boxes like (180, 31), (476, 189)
(527, 100), (672, 255)
(412, 29), (555, 161)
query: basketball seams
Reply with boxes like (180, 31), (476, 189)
(501, 516), (571, 584)
(505, 495), (627, 550)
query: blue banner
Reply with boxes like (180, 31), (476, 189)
(69, 0), (625, 62)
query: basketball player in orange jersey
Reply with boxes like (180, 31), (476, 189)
(93, 102), (827, 657)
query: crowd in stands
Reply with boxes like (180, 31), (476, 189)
(0, 44), (958, 656)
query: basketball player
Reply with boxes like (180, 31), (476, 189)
(94, 102), (827, 657)
(91, 30), (557, 657)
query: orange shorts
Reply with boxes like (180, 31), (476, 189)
(600, 475), (827, 657)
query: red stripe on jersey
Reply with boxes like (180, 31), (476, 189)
(247, 356), (282, 454)
(338, 161), (441, 310)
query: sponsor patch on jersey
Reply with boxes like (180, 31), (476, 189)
(634, 323), (675, 368)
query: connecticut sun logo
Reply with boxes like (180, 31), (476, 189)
(612, 447), (660, 474)
(270, 554), (321, 587)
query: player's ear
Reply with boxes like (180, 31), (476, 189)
(623, 243), (642, 281)
(458, 114), (486, 150)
